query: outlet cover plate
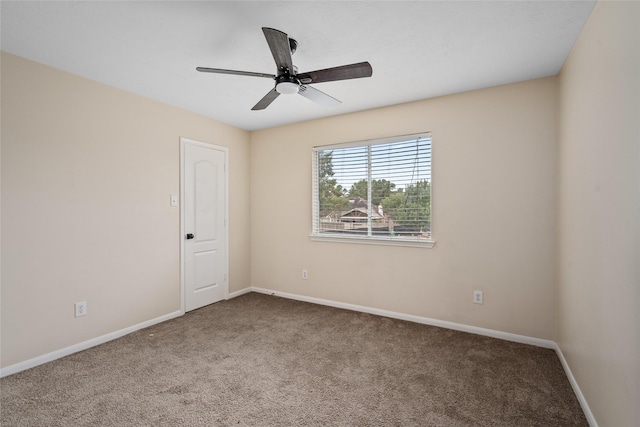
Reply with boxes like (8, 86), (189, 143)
(75, 301), (87, 317)
(473, 291), (483, 304)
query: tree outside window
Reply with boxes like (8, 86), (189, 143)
(313, 133), (432, 244)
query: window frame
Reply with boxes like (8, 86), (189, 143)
(310, 132), (435, 248)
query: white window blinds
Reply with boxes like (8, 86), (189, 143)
(312, 133), (432, 246)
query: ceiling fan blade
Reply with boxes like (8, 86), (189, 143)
(297, 62), (373, 84)
(298, 85), (341, 109)
(262, 27), (294, 72)
(196, 67), (275, 79)
(251, 88), (280, 110)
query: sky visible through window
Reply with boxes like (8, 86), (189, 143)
(327, 138), (431, 193)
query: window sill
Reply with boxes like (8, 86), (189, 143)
(309, 234), (436, 248)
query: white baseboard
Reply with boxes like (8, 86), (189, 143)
(250, 286), (556, 349)
(0, 310), (183, 378)
(555, 345), (599, 427)
(227, 287), (252, 299)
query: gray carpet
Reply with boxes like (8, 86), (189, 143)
(1, 292), (587, 426)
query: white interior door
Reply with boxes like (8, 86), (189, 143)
(182, 139), (228, 312)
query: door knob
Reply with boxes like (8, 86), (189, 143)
(186, 233), (194, 240)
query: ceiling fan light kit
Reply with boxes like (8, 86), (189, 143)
(276, 81), (299, 95)
(197, 27), (372, 110)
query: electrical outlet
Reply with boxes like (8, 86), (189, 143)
(302, 269), (308, 280)
(473, 291), (483, 304)
(75, 301), (87, 317)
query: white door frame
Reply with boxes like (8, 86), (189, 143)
(179, 137), (229, 314)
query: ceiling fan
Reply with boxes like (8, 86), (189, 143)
(196, 27), (373, 111)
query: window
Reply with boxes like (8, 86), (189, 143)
(311, 133), (434, 247)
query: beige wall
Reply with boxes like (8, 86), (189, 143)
(4, 3), (639, 422)
(557, 2), (640, 426)
(251, 77), (558, 340)
(0, 52), (251, 368)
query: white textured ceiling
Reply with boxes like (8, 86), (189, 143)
(1, 1), (595, 131)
